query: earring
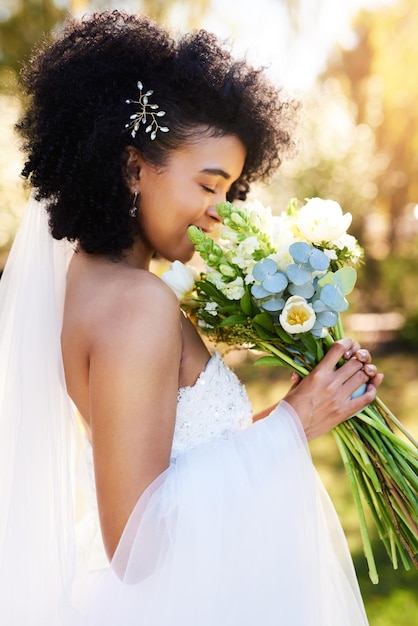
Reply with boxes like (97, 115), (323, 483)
(129, 192), (138, 218)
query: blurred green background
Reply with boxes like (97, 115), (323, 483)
(0, 0), (417, 623)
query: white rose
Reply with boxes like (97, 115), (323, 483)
(279, 295), (316, 334)
(297, 198), (352, 244)
(160, 261), (197, 300)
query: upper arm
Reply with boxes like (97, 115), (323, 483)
(88, 278), (182, 559)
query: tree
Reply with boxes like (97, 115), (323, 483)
(324, 0), (418, 256)
(0, 0), (65, 91)
(318, 0), (418, 335)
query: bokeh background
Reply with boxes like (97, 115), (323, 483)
(0, 0), (417, 623)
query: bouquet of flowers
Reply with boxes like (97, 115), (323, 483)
(162, 197), (418, 583)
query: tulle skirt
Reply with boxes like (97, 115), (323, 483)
(69, 402), (368, 626)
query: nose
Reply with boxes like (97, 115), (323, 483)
(208, 190), (227, 222)
(207, 205), (222, 223)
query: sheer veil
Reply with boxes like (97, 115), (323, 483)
(0, 193), (78, 625)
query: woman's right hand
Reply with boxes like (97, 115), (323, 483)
(283, 338), (384, 440)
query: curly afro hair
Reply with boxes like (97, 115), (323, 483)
(17, 10), (298, 256)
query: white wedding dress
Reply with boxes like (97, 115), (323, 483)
(0, 197), (369, 626)
(69, 353), (369, 626)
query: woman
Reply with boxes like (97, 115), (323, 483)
(0, 11), (382, 625)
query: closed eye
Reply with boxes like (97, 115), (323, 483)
(201, 185), (216, 194)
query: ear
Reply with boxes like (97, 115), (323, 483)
(122, 146), (145, 191)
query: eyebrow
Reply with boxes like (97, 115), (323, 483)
(199, 167), (231, 180)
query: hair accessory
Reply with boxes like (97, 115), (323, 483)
(125, 80), (169, 141)
(129, 192), (138, 217)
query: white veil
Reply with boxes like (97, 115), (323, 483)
(0, 193), (78, 625)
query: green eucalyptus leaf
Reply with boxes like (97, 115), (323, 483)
(333, 267), (357, 294)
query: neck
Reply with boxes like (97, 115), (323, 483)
(119, 237), (154, 270)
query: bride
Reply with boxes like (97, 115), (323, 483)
(0, 11), (382, 625)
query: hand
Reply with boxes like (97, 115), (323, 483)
(283, 338), (384, 440)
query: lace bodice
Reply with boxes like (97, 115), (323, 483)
(172, 352), (253, 460)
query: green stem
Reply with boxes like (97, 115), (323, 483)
(334, 431), (379, 584)
(255, 341), (310, 376)
(374, 397), (418, 448)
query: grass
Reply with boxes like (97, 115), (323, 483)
(227, 347), (418, 626)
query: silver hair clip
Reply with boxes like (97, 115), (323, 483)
(125, 80), (169, 140)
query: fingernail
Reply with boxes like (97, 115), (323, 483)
(357, 349), (368, 359)
(364, 364), (377, 376)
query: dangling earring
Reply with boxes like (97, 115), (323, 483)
(129, 192), (138, 218)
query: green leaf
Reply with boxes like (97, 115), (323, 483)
(299, 334), (320, 362)
(220, 304), (242, 315)
(240, 289), (255, 316)
(219, 314), (248, 327)
(252, 312), (275, 331)
(253, 323), (276, 340)
(196, 281), (226, 301)
(253, 355), (288, 367)
(273, 323), (298, 345)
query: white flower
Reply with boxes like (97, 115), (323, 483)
(231, 237), (261, 269)
(206, 269), (226, 290)
(220, 225), (240, 244)
(323, 248), (338, 261)
(270, 214), (298, 271)
(279, 296), (316, 334)
(334, 233), (362, 263)
(220, 277), (245, 300)
(160, 260), (197, 300)
(243, 199), (275, 232)
(204, 302), (218, 316)
(297, 198), (352, 244)
(334, 233), (357, 251)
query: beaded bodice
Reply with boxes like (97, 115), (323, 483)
(172, 352), (253, 460)
(77, 352), (252, 570)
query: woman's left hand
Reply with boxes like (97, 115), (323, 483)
(290, 341), (382, 389)
(284, 338), (384, 440)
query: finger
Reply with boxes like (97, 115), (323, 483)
(346, 381), (379, 416)
(288, 371), (302, 391)
(333, 354), (365, 384)
(368, 372), (384, 388)
(363, 363), (377, 377)
(342, 366), (370, 398)
(343, 341), (360, 359)
(355, 348), (372, 365)
(291, 371), (301, 384)
(320, 338), (357, 370)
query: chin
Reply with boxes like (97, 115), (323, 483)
(174, 245), (195, 264)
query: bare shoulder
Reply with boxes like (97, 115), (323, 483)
(89, 267), (181, 352)
(62, 258), (183, 425)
